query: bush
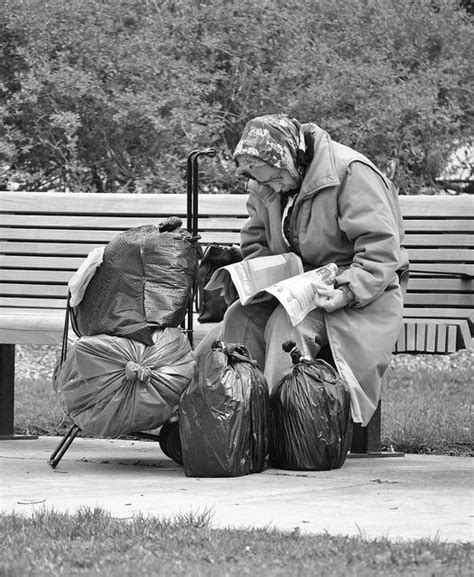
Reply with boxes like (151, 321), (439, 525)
(1, 0), (472, 193)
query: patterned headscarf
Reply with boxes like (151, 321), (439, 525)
(233, 114), (306, 180)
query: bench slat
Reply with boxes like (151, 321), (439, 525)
(7, 228), (470, 247)
(2, 271), (469, 290)
(1, 192), (186, 215)
(406, 248), (473, 262)
(406, 323), (416, 350)
(447, 325), (458, 352)
(3, 215), (473, 232)
(416, 324), (426, 350)
(1, 192), (249, 216)
(5, 283), (469, 306)
(1, 228), (121, 242)
(0, 241), (107, 256)
(6, 243), (468, 263)
(0, 284), (68, 297)
(0, 233), (242, 255)
(403, 233), (473, 247)
(407, 278), (473, 291)
(0, 270), (72, 282)
(0, 308), (67, 345)
(403, 219), (474, 232)
(2, 191), (472, 216)
(0, 297), (471, 322)
(2, 256), (472, 278)
(395, 323), (405, 350)
(402, 307), (473, 320)
(426, 324), (437, 352)
(0, 215), (184, 229)
(437, 325), (447, 351)
(404, 293), (472, 307)
(1, 288), (472, 309)
(0, 218), (247, 240)
(407, 263), (473, 277)
(398, 195), (474, 216)
(0, 255), (84, 269)
(0, 297), (67, 308)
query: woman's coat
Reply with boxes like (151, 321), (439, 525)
(240, 123), (409, 425)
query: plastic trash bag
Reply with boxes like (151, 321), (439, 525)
(269, 341), (352, 471)
(53, 328), (195, 437)
(71, 218), (201, 345)
(179, 340), (269, 477)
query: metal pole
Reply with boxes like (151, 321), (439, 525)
(185, 148), (216, 346)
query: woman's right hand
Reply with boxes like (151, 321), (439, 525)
(318, 288), (346, 312)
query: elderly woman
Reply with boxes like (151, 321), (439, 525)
(198, 114), (409, 426)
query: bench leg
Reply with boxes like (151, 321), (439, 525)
(350, 401), (382, 455)
(349, 401), (404, 457)
(0, 344), (38, 440)
(0, 344), (15, 438)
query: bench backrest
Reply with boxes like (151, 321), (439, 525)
(395, 195), (473, 353)
(1, 191), (472, 352)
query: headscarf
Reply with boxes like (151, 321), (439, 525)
(233, 114), (306, 181)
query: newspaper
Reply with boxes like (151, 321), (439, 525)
(205, 253), (338, 326)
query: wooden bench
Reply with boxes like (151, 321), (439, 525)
(1, 191), (473, 453)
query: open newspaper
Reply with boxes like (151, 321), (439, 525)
(205, 253), (338, 326)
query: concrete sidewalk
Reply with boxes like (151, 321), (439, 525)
(0, 436), (472, 542)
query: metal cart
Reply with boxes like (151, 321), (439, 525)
(48, 148), (216, 468)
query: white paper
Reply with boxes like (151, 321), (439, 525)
(205, 254), (337, 325)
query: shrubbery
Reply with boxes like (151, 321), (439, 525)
(0, 0), (472, 193)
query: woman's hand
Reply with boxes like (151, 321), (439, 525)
(319, 288), (346, 312)
(315, 285), (353, 313)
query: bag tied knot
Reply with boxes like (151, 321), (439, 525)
(125, 361), (152, 383)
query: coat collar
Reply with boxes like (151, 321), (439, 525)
(298, 123), (340, 200)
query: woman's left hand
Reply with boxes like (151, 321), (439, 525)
(317, 287), (347, 313)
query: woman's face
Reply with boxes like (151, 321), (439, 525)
(245, 163), (299, 194)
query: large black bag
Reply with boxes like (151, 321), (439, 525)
(71, 218), (201, 345)
(179, 340), (269, 477)
(196, 243), (242, 323)
(270, 341), (353, 471)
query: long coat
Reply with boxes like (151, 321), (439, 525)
(240, 123), (409, 425)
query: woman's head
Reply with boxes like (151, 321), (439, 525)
(233, 114), (306, 193)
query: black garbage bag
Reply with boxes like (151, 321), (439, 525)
(53, 328), (195, 437)
(179, 340), (269, 477)
(269, 341), (352, 471)
(71, 217), (201, 345)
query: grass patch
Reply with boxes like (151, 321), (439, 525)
(14, 345), (73, 437)
(13, 345), (472, 455)
(0, 507), (472, 576)
(383, 350), (472, 455)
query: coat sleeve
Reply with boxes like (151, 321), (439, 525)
(240, 190), (273, 259)
(335, 162), (404, 307)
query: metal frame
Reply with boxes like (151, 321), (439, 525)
(185, 148), (216, 346)
(48, 148), (216, 468)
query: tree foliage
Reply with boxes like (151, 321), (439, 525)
(0, 0), (472, 193)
